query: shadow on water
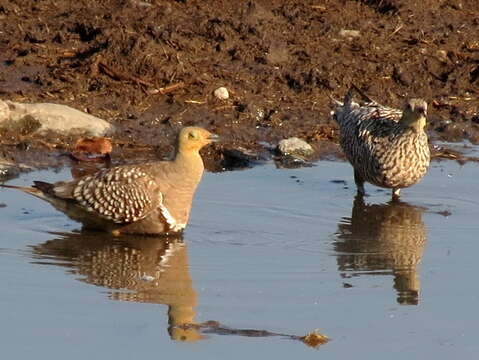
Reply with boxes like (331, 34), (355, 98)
(29, 231), (328, 348)
(334, 195), (427, 305)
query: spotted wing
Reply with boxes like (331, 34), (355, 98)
(60, 166), (161, 224)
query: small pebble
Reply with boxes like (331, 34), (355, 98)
(339, 29), (361, 39)
(214, 87), (229, 100)
(436, 50), (448, 63)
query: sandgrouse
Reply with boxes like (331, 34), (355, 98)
(333, 87), (430, 199)
(2, 127), (218, 235)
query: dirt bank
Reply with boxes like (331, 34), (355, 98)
(0, 0), (478, 170)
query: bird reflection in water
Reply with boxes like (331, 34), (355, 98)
(31, 233), (202, 342)
(30, 232), (328, 347)
(334, 196), (427, 305)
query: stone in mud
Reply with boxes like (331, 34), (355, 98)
(0, 160), (24, 180)
(277, 137), (314, 157)
(0, 100), (114, 137)
(339, 29), (361, 39)
(220, 146), (270, 170)
(214, 87), (229, 100)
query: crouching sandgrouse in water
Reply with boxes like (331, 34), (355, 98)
(333, 88), (430, 199)
(1, 127), (219, 235)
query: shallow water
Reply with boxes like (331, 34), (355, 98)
(1, 158), (478, 358)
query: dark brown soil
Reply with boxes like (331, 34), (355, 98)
(1, 0), (479, 170)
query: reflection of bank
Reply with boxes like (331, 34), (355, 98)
(31, 233), (202, 342)
(334, 196), (427, 305)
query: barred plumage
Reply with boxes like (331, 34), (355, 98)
(2, 127), (219, 235)
(333, 88), (430, 199)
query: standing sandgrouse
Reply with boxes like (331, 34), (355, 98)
(333, 88), (430, 199)
(1, 127), (218, 235)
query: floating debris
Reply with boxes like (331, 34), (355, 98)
(175, 321), (329, 348)
(300, 329), (330, 348)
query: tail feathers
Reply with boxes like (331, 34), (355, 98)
(341, 84), (373, 109)
(0, 183), (45, 198)
(1, 181), (56, 201)
(332, 86), (358, 125)
(343, 88), (354, 107)
(328, 94), (343, 107)
(33, 181), (56, 195)
(350, 84), (377, 105)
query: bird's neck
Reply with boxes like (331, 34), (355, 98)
(399, 115), (426, 133)
(174, 149), (205, 179)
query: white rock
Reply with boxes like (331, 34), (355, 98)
(339, 29), (361, 39)
(214, 87), (229, 100)
(0, 100), (9, 120)
(0, 100), (114, 136)
(277, 137), (314, 157)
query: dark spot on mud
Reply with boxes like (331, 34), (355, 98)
(70, 23), (102, 42)
(358, 0), (399, 14)
(470, 66), (479, 83)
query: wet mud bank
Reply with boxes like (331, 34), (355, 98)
(1, 0), (479, 173)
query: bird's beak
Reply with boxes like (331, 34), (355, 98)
(208, 133), (220, 142)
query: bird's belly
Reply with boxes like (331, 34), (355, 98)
(360, 151), (430, 189)
(118, 210), (171, 235)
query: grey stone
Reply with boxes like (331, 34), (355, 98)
(0, 160), (27, 180)
(277, 137), (314, 157)
(0, 100), (114, 136)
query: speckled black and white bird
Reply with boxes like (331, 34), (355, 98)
(333, 87), (430, 199)
(1, 127), (219, 235)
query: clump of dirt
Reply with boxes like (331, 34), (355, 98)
(0, 0), (478, 169)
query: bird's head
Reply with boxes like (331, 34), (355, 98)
(400, 99), (428, 131)
(177, 127), (219, 153)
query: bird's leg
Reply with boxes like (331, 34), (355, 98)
(392, 188), (401, 201)
(354, 170), (366, 196)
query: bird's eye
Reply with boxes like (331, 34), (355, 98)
(188, 132), (196, 140)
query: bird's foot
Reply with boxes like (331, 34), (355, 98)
(356, 184), (366, 197)
(392, 188), (401, 201)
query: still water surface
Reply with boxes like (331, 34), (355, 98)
(1, 158), (478, 358)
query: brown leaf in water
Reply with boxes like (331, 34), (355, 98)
(176, 321), (329, 348)
(70, 137), (112, 162)
(300, 330), (330, 348)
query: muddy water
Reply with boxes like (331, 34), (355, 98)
(1, 158), (478, 358)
